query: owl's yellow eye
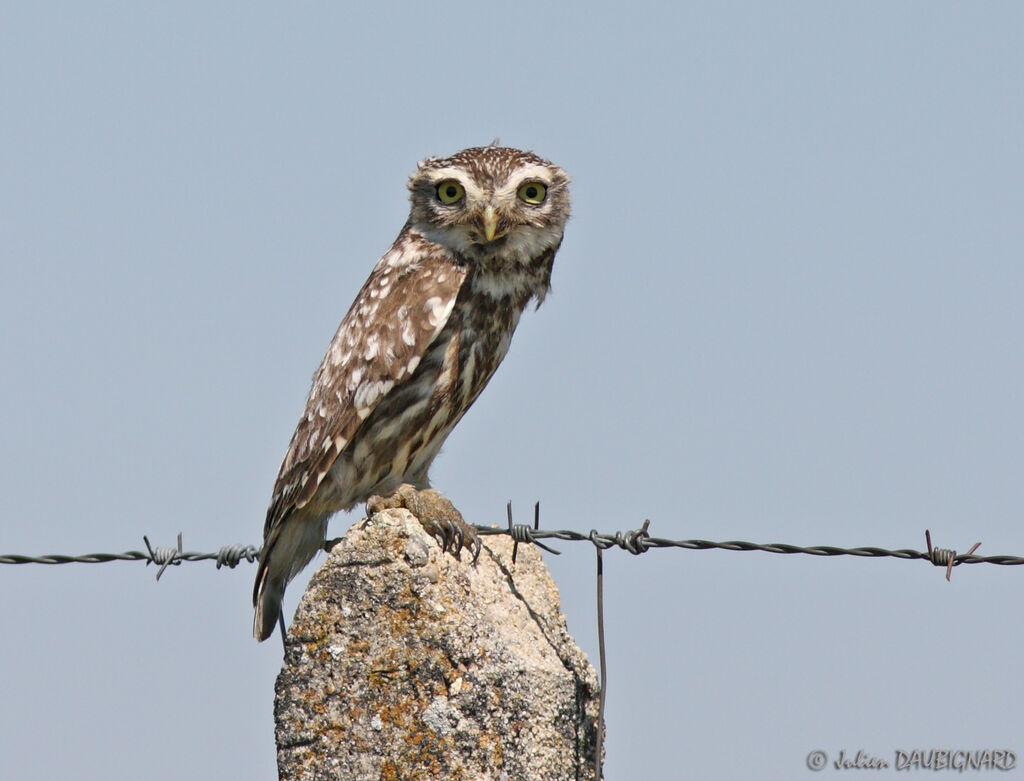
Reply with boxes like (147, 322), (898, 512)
(436, 180), (465, 204)
(517, 181), (547, 204)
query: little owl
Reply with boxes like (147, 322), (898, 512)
(253, 146), (571, 641)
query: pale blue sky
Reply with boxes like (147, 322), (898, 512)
(2, 3), (1022, 778)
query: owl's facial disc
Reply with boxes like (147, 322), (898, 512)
(408, 151), (569, 259)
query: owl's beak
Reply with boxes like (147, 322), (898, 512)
(481, 205), (499, 242)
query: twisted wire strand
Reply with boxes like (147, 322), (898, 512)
(0, 539), (261, 578)
(1, 526), (1021, 573)
(474, 526), (1024, 566)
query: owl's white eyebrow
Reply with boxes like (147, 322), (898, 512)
(427, 167), (470, 183)
(508, 164), (555, 182)
(427, 169), (487, 201)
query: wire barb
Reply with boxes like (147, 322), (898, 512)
(614, 519), (652, 555)
(507, 501), (561, 564)
(215, 543), (260, 570)
(925, 529), (982, 582)
(143, 532), (184, 580)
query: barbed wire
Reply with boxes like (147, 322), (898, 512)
(0, 533), (260, 580)
(480, 515), (1024, 580)
(3, 510), (1020, 781)
(2, 520), (1021, 579)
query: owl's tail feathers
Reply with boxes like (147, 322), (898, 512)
(253, 554), (285, 642)
(252, 514), (329, 642)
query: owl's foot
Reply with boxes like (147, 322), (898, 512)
(367, 484), (481, 562)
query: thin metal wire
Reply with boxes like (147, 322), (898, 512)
(473, 525), (1021, 571)
(593, 537), (606, 781)
(0, 536), (260, 579)
(2, 527), (1019, 572)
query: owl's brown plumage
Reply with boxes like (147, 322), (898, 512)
(253, 146), (571, 640)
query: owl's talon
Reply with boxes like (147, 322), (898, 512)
(367, 484), (478, 561)
(440, 517), (462, 555)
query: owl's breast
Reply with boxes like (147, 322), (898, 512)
(324, 288), (527, 506)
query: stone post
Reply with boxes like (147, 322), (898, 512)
(274, 508), (601, 780)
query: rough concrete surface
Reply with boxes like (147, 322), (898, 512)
(274, 508), (601, 781)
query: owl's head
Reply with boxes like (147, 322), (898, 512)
(407, 146), (570, 262)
